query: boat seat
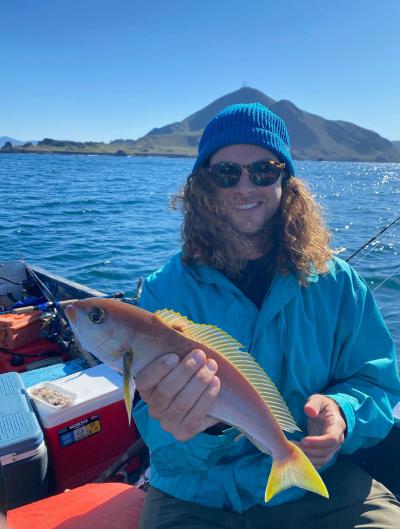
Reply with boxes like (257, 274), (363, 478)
(6, 482), (145, 529)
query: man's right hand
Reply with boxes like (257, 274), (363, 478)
(135, 349), (220, 441)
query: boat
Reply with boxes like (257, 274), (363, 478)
(1, 259), (399, 527)
(0, 259), (148, 528)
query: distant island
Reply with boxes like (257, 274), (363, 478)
(2, 87), (400, 162)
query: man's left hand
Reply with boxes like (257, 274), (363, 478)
(299, 394), (347, 468)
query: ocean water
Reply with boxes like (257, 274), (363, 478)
(1, 154), (399, 352)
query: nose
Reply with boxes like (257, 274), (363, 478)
(235, 168), (255, 190)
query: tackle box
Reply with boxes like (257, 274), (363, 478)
(0, 372), (48, 511)
(0, 311), (43, 350)
(31, 364), (140, 492)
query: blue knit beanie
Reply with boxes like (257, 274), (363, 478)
(193, 103), (296, 176)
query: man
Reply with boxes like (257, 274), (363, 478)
(133, 103), (400, 528)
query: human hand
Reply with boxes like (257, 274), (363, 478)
(299, 394), (347, 468)
(135, 349), (220, 441)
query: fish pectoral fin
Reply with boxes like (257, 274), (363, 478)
(123, 349), (135, 425)
(265, 442), (329, 502)
(112, 348), (127, 358)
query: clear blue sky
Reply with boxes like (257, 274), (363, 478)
(1, 0), (400, 142)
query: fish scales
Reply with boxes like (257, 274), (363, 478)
(64, 298), (329, 502)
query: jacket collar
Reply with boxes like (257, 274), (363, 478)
(185, 254), (301, 324)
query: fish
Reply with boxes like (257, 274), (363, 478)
(64, 297), (329, 502)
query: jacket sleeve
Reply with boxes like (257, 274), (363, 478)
(324, 268), (400, 454)
(132, 278), (235, 474)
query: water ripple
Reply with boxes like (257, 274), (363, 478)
(1, 154), (399, 351)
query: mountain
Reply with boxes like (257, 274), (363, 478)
(124, 87), (276, 157)
(0, 136), (37, 147)
(2, 87), (399, 162)
(131, 87), (400, 162)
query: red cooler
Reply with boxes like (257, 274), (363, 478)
(29, 364), (140, 492)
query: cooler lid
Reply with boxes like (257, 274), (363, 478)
(0, 372), (44, 458)
(32, 363), (126, 428)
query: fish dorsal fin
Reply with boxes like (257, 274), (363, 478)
(155, 309), (301, 434)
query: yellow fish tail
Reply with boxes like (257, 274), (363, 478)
(265, 441), (329, 502)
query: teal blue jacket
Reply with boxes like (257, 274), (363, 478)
(133, 253), (400, 512)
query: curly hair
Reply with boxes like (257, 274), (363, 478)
(172, 169), (333, 285)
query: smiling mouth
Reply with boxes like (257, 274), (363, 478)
(235, 202), (260, 210)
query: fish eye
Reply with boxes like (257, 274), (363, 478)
(89, 308), (106, 324)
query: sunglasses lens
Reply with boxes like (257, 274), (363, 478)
(209, 161), (284, 187)
(250, 161), (281, 186)
(210, 163), (241, 188)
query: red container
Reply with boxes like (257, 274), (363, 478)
(0, 338), (63, 373)
(31, 364), (140, 492)
(0, 311), (43, 350)
(7, 483), (145, 529)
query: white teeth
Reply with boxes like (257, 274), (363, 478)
(236, 202), (258, 210)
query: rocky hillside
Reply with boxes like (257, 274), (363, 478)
(131, 87), (400, 162)
(2, 87), (399, 162)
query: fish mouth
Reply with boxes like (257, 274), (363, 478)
(64, 304), (77, 325)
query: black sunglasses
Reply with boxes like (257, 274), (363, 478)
(207, 160), (286, 188)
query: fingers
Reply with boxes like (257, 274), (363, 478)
(306, 424), (345, 445)
(135, 353), (180, 401)
(304, 394), (325, 418)
(165, 357), (218, 419)
(304, 394), (347, 438)
(292, 439), (332, 468)
(142, 350), (214, 416)
(173, 376), (221, 440)
(158, 352), (218, 433)
(300, 445), (340, 468)
(302, 394), (347, 467)
(135, 349), (220, 441)
(301, 433), (343, 450)
(296, 438), (339, 469)
(300, 434), (339, 459)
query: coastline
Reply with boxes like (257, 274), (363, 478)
(1, 149), (400, 163)
(0, 149), (194, 159)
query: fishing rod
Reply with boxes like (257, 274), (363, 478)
(349, 221), (400, 269)
(0, 292), (128, 315)
(0, 298), (78, 315)
(0, 258), (142, 315)
(346, 214), (400, 263)
(21, 259), (69, 323)
(371, 263), (400, 293)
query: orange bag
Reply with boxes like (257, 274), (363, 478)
(0, 311), (42, 350)
(7, 483), (145, 529)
